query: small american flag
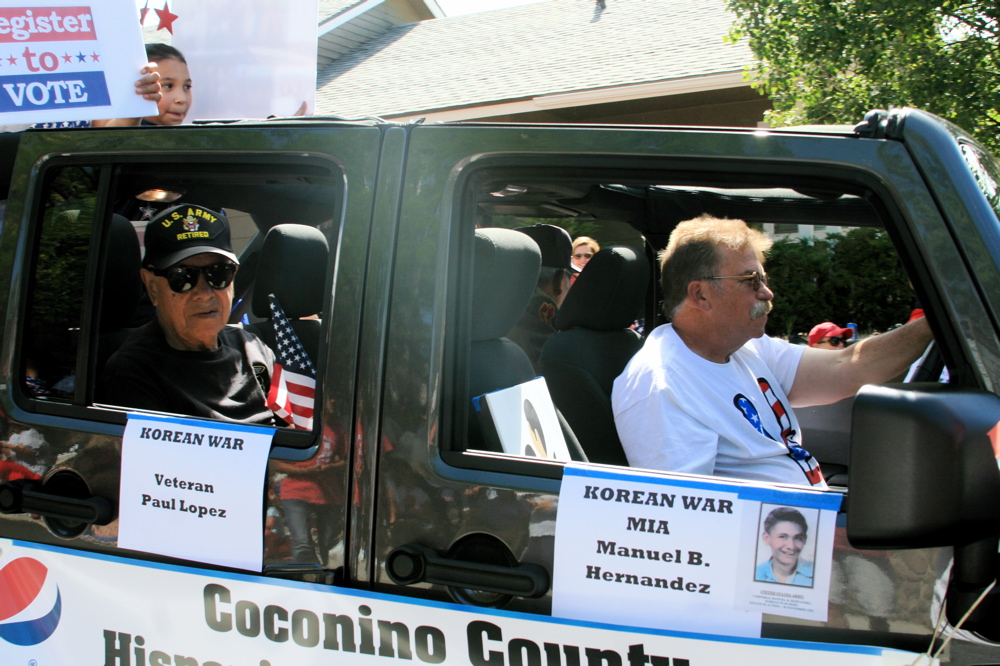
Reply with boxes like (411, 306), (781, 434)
(265, 295), (316, 429)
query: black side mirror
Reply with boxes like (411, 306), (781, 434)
(847, 383), (1000, 549)
(848, 384), (1000, 637)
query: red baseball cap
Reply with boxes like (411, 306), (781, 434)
(808, 322), (854, 347)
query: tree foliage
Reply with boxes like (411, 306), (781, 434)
(765, 228), (914, 338)
(27, 166), (97, 384)
(727, 0), (1000, 153)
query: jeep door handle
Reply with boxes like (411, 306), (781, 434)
(386, 543), (549, 598)
(0, 480), (114, 525)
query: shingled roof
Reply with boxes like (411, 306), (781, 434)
(319, 0), (370, 25)
(316, 0), (753, 119)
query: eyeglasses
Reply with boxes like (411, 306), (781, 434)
(149, 262), (237, 293)
(821, 336), (847, 347)
(707, 270), (768, 291)
(573, 252), (594, 260)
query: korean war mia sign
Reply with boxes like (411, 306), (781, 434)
(0, 0), (154, 123)
(553, 464), (842, 637)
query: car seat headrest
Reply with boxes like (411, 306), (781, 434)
(102, 214), (143, 330)
(472, 228), (541, 342)
(555, 246), (648, 332)
(252, 224), (329, 319)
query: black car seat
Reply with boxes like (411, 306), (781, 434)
(245, 224), (329, 365)
(538, 245), (648, 466)
(97, 214), (147, 372)
(467, 228), (586, 460)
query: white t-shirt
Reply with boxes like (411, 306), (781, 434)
(612, 324), (825, 487)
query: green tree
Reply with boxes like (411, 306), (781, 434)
(763, 236), (834, 338)
(765, 228), (912, 338)
(827, 228), (913, 331)
(727, 0), (1000, 153)
(26, 166), (98, 388)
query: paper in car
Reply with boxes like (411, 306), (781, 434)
(473, 376), (571, 460)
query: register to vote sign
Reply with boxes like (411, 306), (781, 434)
(0, 0), (155, 123)
(118, 414), (275, 572)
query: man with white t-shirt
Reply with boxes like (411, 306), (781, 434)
(611, 215), (932, 487)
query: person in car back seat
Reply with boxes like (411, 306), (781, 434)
(98, 204), (276, 425)
(611, 215), (932, 487)
(570, 236), (600, 284)
(508, 224), (574, 371)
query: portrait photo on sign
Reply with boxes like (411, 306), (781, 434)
(753, 504), (818, 589)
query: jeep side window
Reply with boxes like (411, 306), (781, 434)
(22, 165), (99, 402)
(18, 158), (340, 440)
(454, 172), (944, 488)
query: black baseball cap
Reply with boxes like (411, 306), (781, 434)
(513, 224), (573, 270)
(143, 204), (239, 269)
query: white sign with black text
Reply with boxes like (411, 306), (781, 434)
(552, 464), (842, 636)
(117, 413), (275, 571)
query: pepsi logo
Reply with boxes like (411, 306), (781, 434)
(0, 557), (61, 645)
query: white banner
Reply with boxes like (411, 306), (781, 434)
(0, 539), (932, 665)
(171, 0), (318, 120)
(0, 0), (156, 123)
(553, 465), (842, 635)
(118, 413), (275, 572)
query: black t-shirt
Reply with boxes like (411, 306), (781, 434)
(99, 320), (276, 425)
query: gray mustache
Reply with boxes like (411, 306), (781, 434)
(751, 300), (773, 320)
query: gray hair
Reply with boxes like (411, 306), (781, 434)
(659, 215), (772, 319)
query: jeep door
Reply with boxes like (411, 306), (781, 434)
(0, 121), (379, 583)
(368, 120), (996, 661)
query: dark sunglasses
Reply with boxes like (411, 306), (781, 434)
(149, 262), (237, 294)
(822, 336), (847, 347)
(708, 270), (768, 291)
(573, 252), (594, 260)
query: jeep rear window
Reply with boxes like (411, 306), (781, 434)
(22, 165), (98, 402)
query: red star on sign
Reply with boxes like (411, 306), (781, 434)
(155, 2), (179, 34)
(139, 0), (150, 25)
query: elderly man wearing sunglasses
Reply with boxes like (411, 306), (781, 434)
(612, 215), (932, 488)
(99, 204), (276, 425)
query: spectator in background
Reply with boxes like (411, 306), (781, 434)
(271, 426), (346, 565)
(807, 322), (854, 349)
(509, 224), (574, 371)
(570, 236), (600, 282)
